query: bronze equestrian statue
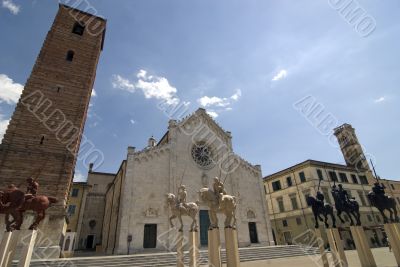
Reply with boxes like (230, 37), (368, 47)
(0, 178), (57, 231)
(307, 191), (336, 228)
(331, 184), (361, 226)
(368, 182), (399, 223)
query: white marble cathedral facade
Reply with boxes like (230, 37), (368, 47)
(100, 108), (274, 254)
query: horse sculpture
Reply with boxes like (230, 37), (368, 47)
(198, 187), (237, 229)
(368, 191), (399, 223)
(166, 193), (199, 232)
(0, 185), (57, 231)
(331, 187), (361, 226)
(306, 196), (336, 228)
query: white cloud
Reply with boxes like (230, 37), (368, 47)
(197, 89), (242, 117)
(91, 89), (97, 97)
(130, 119), (135, 125)
(272, 69), (288, 81)
(0, 115), (10, 142)
(73, 170), (86, 182)
(374, 96), (385, 103)
(0, 74), (24, 104)
(206, 111), (219, 118)
(112, 74), (135, 92)
(2, 0), (20, 15)
(112, 70), (180, 105)
(231, 89), (242, 101)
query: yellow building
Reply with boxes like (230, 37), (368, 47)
(263, 123), (400, 249)
(67, 181), (90, 249)
(263, 160), (386, 248)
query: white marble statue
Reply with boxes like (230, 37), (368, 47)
(199, 177), (237, 229)
(166, 190), (199, 232)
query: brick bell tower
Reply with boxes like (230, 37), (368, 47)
(334, 123), (371, 171)
(0, 4), (106, 251)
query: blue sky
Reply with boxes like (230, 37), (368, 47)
(0, 0), (399, 181)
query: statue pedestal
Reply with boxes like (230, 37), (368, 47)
(176, 231), (184, 267)
(326, 228), (347, 267)
(208, 228), (221, 267)
(349, 226), (376, 267)
(0, 232), (13, 267)
(224, 228), (240, 267)
(189, 231), (199, 267)
(384, 223), (400, 265)
(0, 231), (20, 267)
(314, 229), (329, 267)
(17, 230), (37, 267)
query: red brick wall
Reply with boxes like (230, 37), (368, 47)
(0, 5), (106, 218)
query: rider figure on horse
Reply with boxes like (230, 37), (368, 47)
(26, 177), (39, 197)
(177, 185), (188, 209)
(332, 184), (349, 206)
(213, 177), (226, 208)
(316, 191), (325, 208)
(372, 181), (386, 204)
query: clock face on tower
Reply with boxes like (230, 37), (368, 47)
(191, 142), (214, 169)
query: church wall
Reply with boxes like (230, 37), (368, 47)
(115, 146), (171, 254)
(102, 161), (126, 254)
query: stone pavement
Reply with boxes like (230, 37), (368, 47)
(224, 247), (396, 267)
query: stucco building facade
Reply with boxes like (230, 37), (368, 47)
(263, 123), (400, 249)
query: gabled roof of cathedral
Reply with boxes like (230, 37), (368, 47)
(178, 108), (231, 138)
(157, 108), (232, 146)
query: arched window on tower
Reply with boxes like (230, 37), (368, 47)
(66, 50), (74, 61)
(72, 22), (85, 35)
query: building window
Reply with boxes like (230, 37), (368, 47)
(66, 50), (74, 61)
(264, 185), (267, 194)
(328, 171), (338, 182)
(272, 180), (282, 191)
(391, 184), (395, 190)
(71, 188), (79, 197)
(303, 190), (311, 206)
(357, 191), (367, 206)
(299, 172), (306, 183)
(296, 217), (302, 225)
(290, 195), (298, 210)
(277, 198), (285, 212)
(322, 188), (331, 204)
(339, 173), (348, 183)
(351, 174), (358, 184)
(40, 135), (45, 145)
(316, 169), (324, 180)
(397, 197), (400, 205)
(72, 22), (85, 35)
(367, 215), (372, 222)
(282, 219), (288, 227)
(376, 215), (381, 223)
(67, 205), (76, 215)
(359, 175), (368, 185)
(286, 176), (293, 187)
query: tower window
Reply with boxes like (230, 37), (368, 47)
(72, 22), (85, 35)
(66, 50), (74, 61)
(40, 135), (45, 145)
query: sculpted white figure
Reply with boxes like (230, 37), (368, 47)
(199, 177), (237, 229)
(166, 187), (199, 232)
